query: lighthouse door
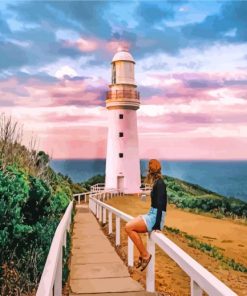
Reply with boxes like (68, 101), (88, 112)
(117, 176), (124, 192)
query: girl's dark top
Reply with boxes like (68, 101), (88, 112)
(151, 177), (167, 230)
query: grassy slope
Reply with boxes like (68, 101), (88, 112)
(164, 175), (247, 219)
(166, 174), (225, 199)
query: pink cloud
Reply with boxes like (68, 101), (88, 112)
(61, 36), (132, 56)
(139, 136), (247, 160)
(1, 70), (247, 159)
(0, 75), (107, 108)
(106, 40), (131, 54)
(63, 38), (98, 52)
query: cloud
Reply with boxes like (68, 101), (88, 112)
(0, 1), (247, 159)
(135, 2), (174, 25)
(67, 38), (98, 52)
(9, 1), (111, 38)
(181, 1), (247, 45)
(0, 72), (107, 108)
(184, 79), (223, 89)
(0, 12), (11, 35)
(0, 41), (29, 69)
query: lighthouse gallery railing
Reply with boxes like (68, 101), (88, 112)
(106, 90), (140, 100)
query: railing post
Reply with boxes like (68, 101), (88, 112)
(146, 234), (155, 292)
(128, 237), (134, 267)
(191, 279), (203, 296)
(90, 198), (94, 213)
(54, 246), (62, 296)
(116, 216), (120, 246)
(99, 205), (102, 222)
(91, 198), (93, 213)
(108, 211), (112, 234)
(94, 199), (96, 215)
(63, 230), (67, 248)
(78, 195), (80, 204)
(103, 207), (106, 224)
(96, 203), (99, 219)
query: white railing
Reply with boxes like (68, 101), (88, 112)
(90, 183), (105, 193)
(89, 189), (123, 202)
(89, 195), (237, 296)
(73, 192), (90, 204)
(36, 201), (73, 296)
(73, 188), (123, 205)
(90, 183), (127, 195)
(138, 183), (152, 197)
(90, 182), (152, 196)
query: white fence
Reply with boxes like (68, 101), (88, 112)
(75, 182), (151, 204)
(36, 201), (73, 296)
(90, 183), (105, 193)
(89, 194), (237, 296)
(73, 192), (90, 204)
(138, 183), (152, 197)
(74, 182), (127, 205)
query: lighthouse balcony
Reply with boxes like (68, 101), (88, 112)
(106, 90), (140, 101)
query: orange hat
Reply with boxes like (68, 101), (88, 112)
(148, 159), (161, 173)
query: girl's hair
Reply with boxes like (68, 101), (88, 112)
(144, 159), (162, 186)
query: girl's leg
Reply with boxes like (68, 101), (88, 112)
(125, 216), (150, 259)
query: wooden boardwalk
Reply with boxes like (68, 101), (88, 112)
(69, 205), (154, 296)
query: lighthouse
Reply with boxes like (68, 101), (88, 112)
(105, 48), (141, 194)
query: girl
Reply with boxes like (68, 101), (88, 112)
(125, 159), (167, 271)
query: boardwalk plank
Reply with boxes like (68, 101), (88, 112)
(70, 292), (155, 296)
(70, 277), (144, 294)
(70, 261), (129, 279)
(69, 208), (145, 295)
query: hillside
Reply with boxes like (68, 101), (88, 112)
(0, 114), (84, 295)
(105, 195), (247, 296)
(165, 175), (247, 219)
(80, 173), (247, 219)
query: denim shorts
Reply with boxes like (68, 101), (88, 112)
(140, 207), (166, 232)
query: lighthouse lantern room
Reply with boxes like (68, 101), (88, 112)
(105, 48), (141, 194)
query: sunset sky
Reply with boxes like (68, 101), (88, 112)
(0, 0), (247, 160)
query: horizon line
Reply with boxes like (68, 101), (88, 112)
(51, 158), (247, 161)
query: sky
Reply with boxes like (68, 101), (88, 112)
(0, 0), (247, 160)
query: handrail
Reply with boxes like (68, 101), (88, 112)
(36, 201), (73, 296)
(73, 188), (124, 205)
(139, 183), (152, 196)
(90, 183), (105, 193)
(89, 195), (237, 296)
(73, 192), (91, 204)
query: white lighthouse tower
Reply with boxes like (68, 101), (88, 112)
(105, 48), (141, 194)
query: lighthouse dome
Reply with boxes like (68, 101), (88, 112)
(112, 50), (135, 63)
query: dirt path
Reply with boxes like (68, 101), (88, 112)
(105, 195), (247, 296)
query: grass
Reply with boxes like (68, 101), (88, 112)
(164, 175), (247, 220)
(165, 226), (247, 273)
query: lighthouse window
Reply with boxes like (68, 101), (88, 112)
(112, 63), (116, 84)
(119, 132), (124, 137)
(119, 153), (123, 158)
(119, 114), (123, 119)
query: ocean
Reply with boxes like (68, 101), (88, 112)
(50, 159), (247, 202)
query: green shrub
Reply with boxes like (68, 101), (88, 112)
(0, 163), (72, 294)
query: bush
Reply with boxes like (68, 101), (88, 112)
(81, 174), (105, 191)
(0, 164), (72, 294)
